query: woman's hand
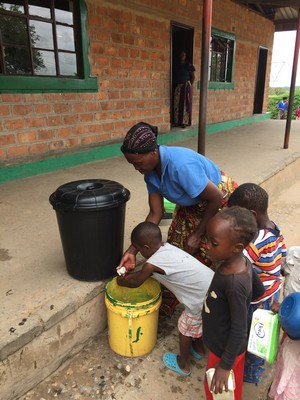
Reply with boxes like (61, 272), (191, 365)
(185, 181), (223, 255)
(117, 253), (136, 271)
(185, 231), (203, 255)
(210, 363), (231, 394)
(117, 245), (137, 273)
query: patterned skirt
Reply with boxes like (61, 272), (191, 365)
(167, 171), (238, 266)
(173, 81), (192, 126)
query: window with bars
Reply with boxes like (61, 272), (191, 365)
(0, 0), (97, 92)
(209, 29), (235, 89)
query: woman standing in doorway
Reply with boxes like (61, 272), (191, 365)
(172, 51), (195, 128)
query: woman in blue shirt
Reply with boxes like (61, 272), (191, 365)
(119, 122), (238, 273)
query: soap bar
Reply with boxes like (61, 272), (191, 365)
(117, 266), (127, 276)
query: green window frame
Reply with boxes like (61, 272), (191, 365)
(209, 28), (235, 90)
(0, 0), (97, 93)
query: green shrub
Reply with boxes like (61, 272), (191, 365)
(267, 88), (300, 119)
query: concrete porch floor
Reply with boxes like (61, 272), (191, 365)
(1, 119), (300, 399)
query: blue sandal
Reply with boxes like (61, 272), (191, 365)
(163, 352), (191, 376)
(190, 346), (204, 360)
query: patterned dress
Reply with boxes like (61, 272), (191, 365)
(172, 62), (195, 127)
(167, 171), (238, 266)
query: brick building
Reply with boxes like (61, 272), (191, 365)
(0, 0), (275, 171)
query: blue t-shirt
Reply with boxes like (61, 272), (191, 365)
(144, 146), (221, 206)
(277, 100), (288, 111)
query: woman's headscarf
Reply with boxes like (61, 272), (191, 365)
(121, 122), (158, 154)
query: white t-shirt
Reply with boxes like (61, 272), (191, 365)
(147, 243), (214, 316)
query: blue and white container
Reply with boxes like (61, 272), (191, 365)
(279, 292), (300, 340)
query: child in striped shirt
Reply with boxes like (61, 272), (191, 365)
(228, 183), (287, 384)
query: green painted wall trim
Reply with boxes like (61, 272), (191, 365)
(208, 82), (235, 90)
(0, 113), (271, 185)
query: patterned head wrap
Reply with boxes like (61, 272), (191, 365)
(121, 122), (158, 154)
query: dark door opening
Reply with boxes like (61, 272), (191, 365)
(171, 23), (194, 127)
(253, 47), (268, 114)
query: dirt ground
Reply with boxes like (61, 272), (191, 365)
(19, 306), (274, 400)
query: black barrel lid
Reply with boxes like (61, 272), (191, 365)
(49, 179), (130, 212)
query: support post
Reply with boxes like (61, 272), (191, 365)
(197, 0), (212, 155)
(283, 7), (300, 149)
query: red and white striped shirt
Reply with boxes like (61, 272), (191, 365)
(243, 224), (287, 304)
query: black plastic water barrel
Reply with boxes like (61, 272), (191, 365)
(49, 179), (130, 281)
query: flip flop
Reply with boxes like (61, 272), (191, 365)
(190, 346), (204, 360)
(162, 352), (191, 376)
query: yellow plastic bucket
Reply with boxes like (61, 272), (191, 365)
(105, 277), (162, 357)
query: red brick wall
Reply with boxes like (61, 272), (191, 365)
(0, 0), (274, 165)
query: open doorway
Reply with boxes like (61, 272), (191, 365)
(171, 23), (195, 127)
(253, 46), (268, 114)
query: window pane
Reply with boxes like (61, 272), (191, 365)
(30, 20), (54, 49)
(56, 25), (75, 51)
(0, 2), (25, 14)
(28, 1), (51, 19)
(4, 46), (31, 74)
(0, 0), (83, 81)
(55, 1), (73, 25)
(0, 15), (28, 45)
(59, 52), (77, 76)
(210, 34), (234, 83)
(33, 50), (56, 75)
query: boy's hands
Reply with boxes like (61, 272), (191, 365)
(116, 275), (128, 286)
(210, 363), (231, 394)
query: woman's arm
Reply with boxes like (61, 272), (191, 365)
(190, 70), (195, 85)
(185, 181), (223, 254)
(146, 191), (164, 224)
(118, 192), (163, 270)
